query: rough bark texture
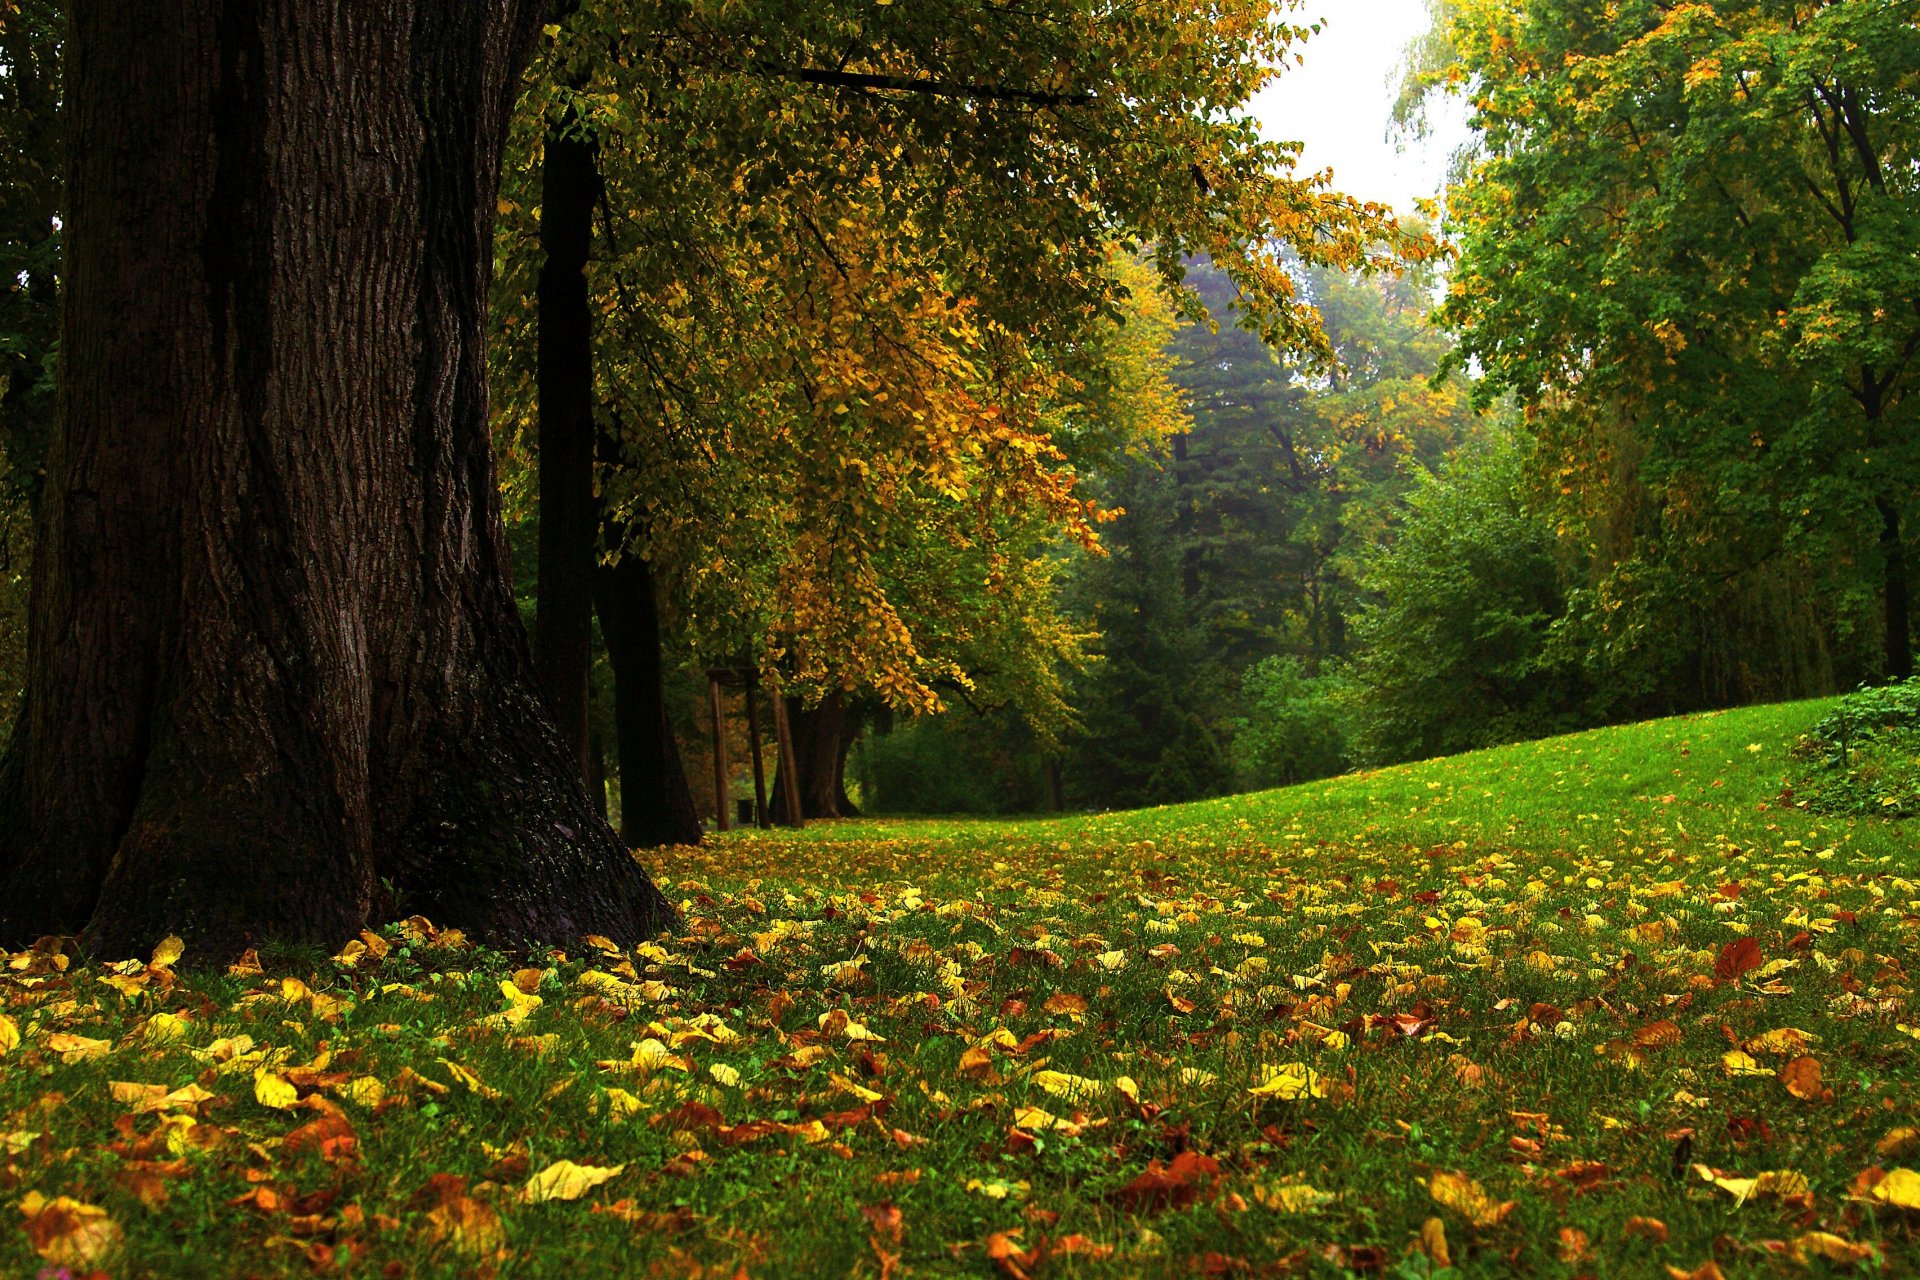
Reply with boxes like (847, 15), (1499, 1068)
(595, 548), (704, 848)
(532, 108), (598, 777)
(0, 0), (673, 957)
(772, 691), (859, 822)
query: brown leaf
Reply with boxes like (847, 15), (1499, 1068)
(1624, 1215), (1669, 1243)
(19, 1192), (123, 1267)
(1714, 937), (1763, 982)
(1109, 1150), (1221, 1213)
(1779, 1055), (1829, 1102)
(1632, 1019), (1682, 1048)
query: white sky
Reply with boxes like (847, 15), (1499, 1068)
(1251, 0), (1472, 213)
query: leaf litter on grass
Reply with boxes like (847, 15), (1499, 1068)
(1, 701), (1917, 1276)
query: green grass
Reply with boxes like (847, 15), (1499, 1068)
(4, 697), (1917, 1277)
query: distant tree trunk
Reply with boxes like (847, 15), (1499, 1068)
(1880, 497), (1912, 682)
(0, 0), (672, 956)
(772, 691), (860, 821)
(595, 545), (704, 847)
(532, 104), (598, 778)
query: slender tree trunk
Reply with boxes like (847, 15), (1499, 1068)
(1880, 497), (1912, 682)
(772, 691), (860, 821)
(594, 546), (704, 847)
(0, 0), (672, 956)
(532, 105), (598, 778)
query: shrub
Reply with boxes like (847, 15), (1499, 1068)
(1230, 656), (1351, 789)
(1787, 680), (1920, 818)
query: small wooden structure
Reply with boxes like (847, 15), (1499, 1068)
(705, 668), (803, 830)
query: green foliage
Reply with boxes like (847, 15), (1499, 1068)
(855, 714), (1051, 816)
(1789, 678), (1920, 818)
(1430, 0), (1920, 688)
(1349, 431), (1594, 764)
(1228, 656), (1350, 789)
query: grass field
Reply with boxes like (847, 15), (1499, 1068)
(5, 697), (1917, 1277)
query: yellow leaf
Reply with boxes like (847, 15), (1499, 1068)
(0, 1014), (18, 1056)
(1869, 1167), (1920, 1211)
(340, 1076), (385, 1108)
(829, 1071), (881, 1102)
(437, 1059), (505, 1101)
(1720, 1049), (1773, 1077)
(599, 1088), (646, 1120)
(1255, 1180), (1337, 1214)
(1249, 1063), (1327, 1100)
(1428, 1170), (1515, 1226)
(142, 1012), (191, 1044)
(1095, 950), (1128, 971)
(150, 936), (185, 969)
(1419, 1216), (1452, 1266)
(708, 1063), (743, 1088)
(43, 1033), (111, 1064)
(525, 1159), (625, 1203)
(18, 1192), (123, 1266)
(1113, 1075), (1141, 1106)
(1030, 1069), (1102, 1103)
(1790, 1232), (1876, 1265)
(253, 1067), (299, 1111)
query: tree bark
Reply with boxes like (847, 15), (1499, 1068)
(0, 0), (673, 957)
(596, 546), (704, 847)
(532, 106), (598, 778)
(772, 691), (860, 821)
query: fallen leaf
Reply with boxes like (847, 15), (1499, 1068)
(525, 1159), (625, 1203)
(1789, 1232), (1875, 1265)
(150, 935), (185, 969)
(1255, 1180), (1336, 1214)
(1109, 1150), (1219, 1213)
(1867, 1167), (1920, 1211)
(1714, 937), (1764, 982)
(1030, 1069), (1102, 1103)
(1779, 1055), (1828, 1101)
(1418, 1216), (1451, 1267)
(253, 1067), (300, 1110)
(1248, 1062), (1327, 1100)
(1428, 1170), (1515, 1227)
(19, 1192), (123, 1266)
(419, 1174), (504, 1255)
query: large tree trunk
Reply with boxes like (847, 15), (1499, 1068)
(772, 691), (860, 821)
(595, 544), (704, 848)
(0, 0), (673, 957)
(531, 93), (598, 778)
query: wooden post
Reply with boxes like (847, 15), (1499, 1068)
(771, 690), (805, 829)
(744, 672), (771, 830)
(707, 671), (731, 832)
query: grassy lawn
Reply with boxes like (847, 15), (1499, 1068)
(5, 698), (1918, 1277)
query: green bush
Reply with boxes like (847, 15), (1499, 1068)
(1787, 679), (1920, 818)
(1230, 656), (1351, 789)
(1349, 434), (1596, 764)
